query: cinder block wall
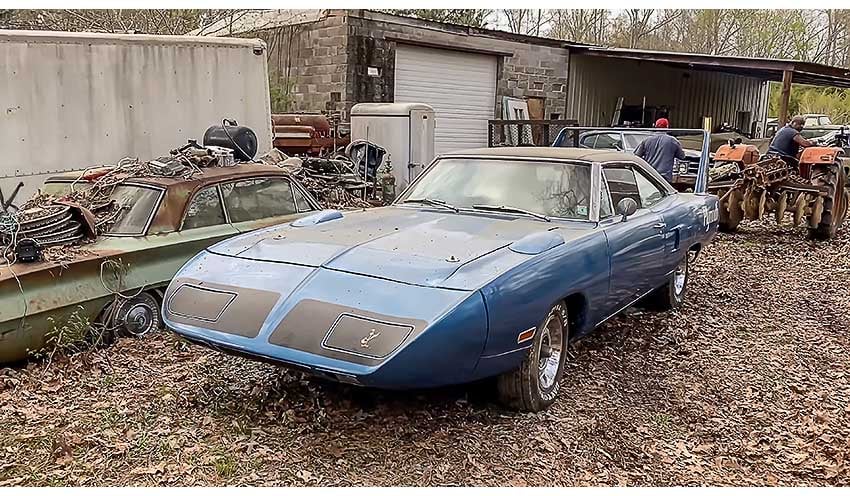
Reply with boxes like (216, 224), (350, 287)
(346, 10), (570, 120)
(254, 10), (570, 120)
(254, 11), (349, 113)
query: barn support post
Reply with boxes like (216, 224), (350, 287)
(779, 69), (793, 125)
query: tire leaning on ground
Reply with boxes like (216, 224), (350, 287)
(112, 292), (163, 338)
(809, 163), (848, 240)
(646, 251), (690, 311)
(718, 189), (744, 233)
(497, 303), (568, 412)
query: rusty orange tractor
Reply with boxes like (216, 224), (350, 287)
(707, 143), (848, 239)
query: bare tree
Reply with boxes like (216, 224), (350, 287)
(2, 9), (242, 35)
(383, 9), (494, 29)
(546, 9), (610, 45)
(502, 9), (552, 37)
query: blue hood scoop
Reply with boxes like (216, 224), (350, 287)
(509, 230), (564, 255)
(291, 210), (344, 227)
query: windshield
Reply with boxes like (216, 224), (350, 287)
(397, 158), (592, 220)
(41, 182), (162, 235)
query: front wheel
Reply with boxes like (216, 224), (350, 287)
(646, 252), (690, 311)
(496, 303), (568, 412)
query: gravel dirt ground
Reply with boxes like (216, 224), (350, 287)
(1, 221), (849, 486)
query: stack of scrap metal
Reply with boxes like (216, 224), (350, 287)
(257, 149), (377, 210)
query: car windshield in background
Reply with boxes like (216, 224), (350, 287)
(41, 182), (161, 235)
(398, 158), (593, 220)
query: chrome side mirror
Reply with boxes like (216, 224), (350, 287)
(617, 198), (638, 221)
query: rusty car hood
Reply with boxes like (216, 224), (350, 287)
(206, 206), (595, 288)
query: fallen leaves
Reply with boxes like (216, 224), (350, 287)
(1, 221), (849, 486)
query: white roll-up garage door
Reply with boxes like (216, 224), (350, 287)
(394, 44), (497, 155)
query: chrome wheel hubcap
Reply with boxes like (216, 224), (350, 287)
(537, 314), (564, 389)
(125, 303), (154, 336)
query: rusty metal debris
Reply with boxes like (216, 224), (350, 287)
(258, 143), (388, 210)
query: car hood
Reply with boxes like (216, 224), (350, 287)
(208, 206), (592, 289)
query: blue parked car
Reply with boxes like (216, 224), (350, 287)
(162, 147), (719, 411)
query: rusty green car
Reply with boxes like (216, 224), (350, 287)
(0, 164), (320, 363)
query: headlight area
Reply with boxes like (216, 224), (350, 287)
(321, 314), (414, 360)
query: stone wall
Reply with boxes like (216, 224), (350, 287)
(345, 10), (571, 120)
(252, 10), (571, 120)
(253, 11), (348, 113)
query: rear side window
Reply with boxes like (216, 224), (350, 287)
(595, 133), (622, 150)
(183, 186), (225, 229)
(580, 134), (598, 148)
(221, 177), (297, 223)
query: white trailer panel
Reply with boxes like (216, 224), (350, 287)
(0, 30), (272, 201)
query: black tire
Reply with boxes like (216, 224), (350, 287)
(646, 252), (689, 311)
(496, 303), (568, 412)
(718, 189), (743, 233)
(809, 164), (848, 240)
(112, 292), (163, 338)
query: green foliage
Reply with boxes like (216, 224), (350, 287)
(269, 76), (296, 113)
(768, 82), (850, 123)
(30, 306), (95, 360)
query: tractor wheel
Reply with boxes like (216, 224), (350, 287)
(809, 164), (848, 240)
(719, 189), (743, 233)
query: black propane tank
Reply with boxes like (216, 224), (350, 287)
(203, 120), (258, 161)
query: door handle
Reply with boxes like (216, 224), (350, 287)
(653, 222), (666, 229)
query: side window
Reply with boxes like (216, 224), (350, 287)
(599, 174), (613, 218)
(221, 177), (297, 223)
(595, 133), (623, 150)
(183, 186), (225, 229)
(634, 168), (667, 208)
(602, 166), (640, 209)
(623, 133), (646, 150)
(580, 134), (598, 148)
(292, 186), (315, 213)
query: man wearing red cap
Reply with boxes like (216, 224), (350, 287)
(634, 117), (684, 182)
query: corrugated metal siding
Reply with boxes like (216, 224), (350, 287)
(1, 31), (272, 200)
(567, 55), (768, 130)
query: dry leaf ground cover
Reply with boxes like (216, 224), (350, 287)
(1, 221), (849, 486)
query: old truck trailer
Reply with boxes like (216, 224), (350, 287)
(0, 30), (272, 202)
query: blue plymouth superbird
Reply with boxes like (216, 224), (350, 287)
(163, 147), (719, 411)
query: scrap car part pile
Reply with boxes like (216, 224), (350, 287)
(0, 143), (235, 264)
(708, 143), (849, 239)
(259, 141), (390, 210)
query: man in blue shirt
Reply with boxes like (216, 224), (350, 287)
(635, 118), (685, 182)
(768, 115), (814, 166)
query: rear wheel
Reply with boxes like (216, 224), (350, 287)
(809, 164), (848, 240)
(497, 303), (567, 412)
(113, 292), (162, 337)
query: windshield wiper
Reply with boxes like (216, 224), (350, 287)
(471, 204), (551, 222)
(400, 197), (459, 213)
